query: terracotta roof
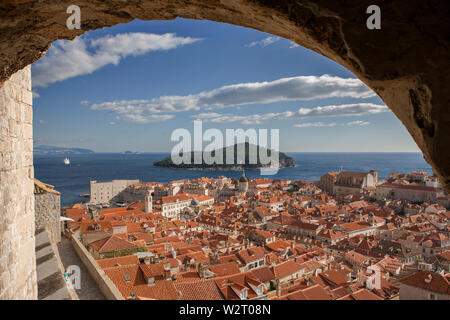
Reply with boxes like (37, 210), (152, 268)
(285, 284), (332, 300)
(89, 235), (138, 253)
(237, 246), (265, 264)
(318, 269), (350, 286)
(207, 262), (241, 277)
(133, 280), (179, 300)
(175, 279), (224, 300)
(399, 271), (450, 294)
(98, 255), (139, 269)
(139, 263), (165, 280)
(272, 260), (304, 280)
(340, 221), (373, 232)
(439, 250), (450, 261)
(103, 265), (146, 298)
(317, 229), (346, 239)
(250, 266), (275, 283)
(337, 288), (383, 300)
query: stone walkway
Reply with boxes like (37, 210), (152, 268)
(57, 237), (106, 300)
(36, 229), (71, 300)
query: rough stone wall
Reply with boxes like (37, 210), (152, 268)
(35, 193), (61, 243)
(0, 66), (37, 299)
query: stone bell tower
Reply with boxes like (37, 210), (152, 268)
(239, 169), (249, 192)
(145, 190), (153, 213)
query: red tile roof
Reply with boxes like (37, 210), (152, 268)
(97, 255), (139, 269)
(175, 279), (224, 300)
(272, 260), (304, 280)
(400, 271), (450, 294)
(89, 235), (138, 253)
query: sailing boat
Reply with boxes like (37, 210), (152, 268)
(64, 157), (70, 165)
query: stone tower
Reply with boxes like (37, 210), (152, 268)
(145, 190), (153, 213)
(239, 169), (249, 192)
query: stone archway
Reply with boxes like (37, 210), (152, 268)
(1, 0), (449, 190)
(0, 0), (449, 299)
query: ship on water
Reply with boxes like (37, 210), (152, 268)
(63, 157), (70, 165)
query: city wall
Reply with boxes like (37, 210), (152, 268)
(70, 232), (124, 300)
(0, 66), (36, 299)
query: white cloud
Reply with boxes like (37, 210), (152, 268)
(294, 120), (371, 129)
(117, 113), (175, 124)
(347, 120), (370, 126)
(89, 75), (376, 123)
(194, 103), (386, 125)
(245, 36), (280, 48)
(294, 122), (338, 128)
(32, 90), (40, 99)
(80, 100), (90, 105)
(109, 122), (116, 126)
(32, 32), (202, 88)
(193, 112), (224, 119)
(294, 103), (385, 118)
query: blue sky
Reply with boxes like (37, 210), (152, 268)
(32, 18), (420, 153)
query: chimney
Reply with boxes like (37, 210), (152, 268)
(197, 263), (204, 278)
(276, 279), (281, 297)
(171, 247), (177, 259)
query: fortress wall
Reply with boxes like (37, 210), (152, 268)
(0, 66), (37, 299)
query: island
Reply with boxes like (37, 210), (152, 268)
(153, 142), (294, 170)
(34, 145), (95, 155)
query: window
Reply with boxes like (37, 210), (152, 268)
(124, 274), (131, 282)
(429, 293), (436, 300)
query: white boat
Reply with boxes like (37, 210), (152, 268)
(64, 157), (70, 165)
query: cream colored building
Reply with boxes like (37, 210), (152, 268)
(376, 183), (443, 202)
(89, 179), (139, 205)
(153, 194), (193, 218)
(333, 170), (378, 195)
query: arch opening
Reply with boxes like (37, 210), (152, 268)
(0, 0), (449, 301)
(1, 0), (449, 191)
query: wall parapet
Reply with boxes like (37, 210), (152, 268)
(70, 232), (124, 300)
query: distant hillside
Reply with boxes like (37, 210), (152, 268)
(153, 142), (294, 170)
(34, 145), (95, 155)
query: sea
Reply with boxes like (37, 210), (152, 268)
(33, 152), (433, 206)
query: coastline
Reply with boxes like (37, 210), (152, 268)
(152, 164), (295, 171)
